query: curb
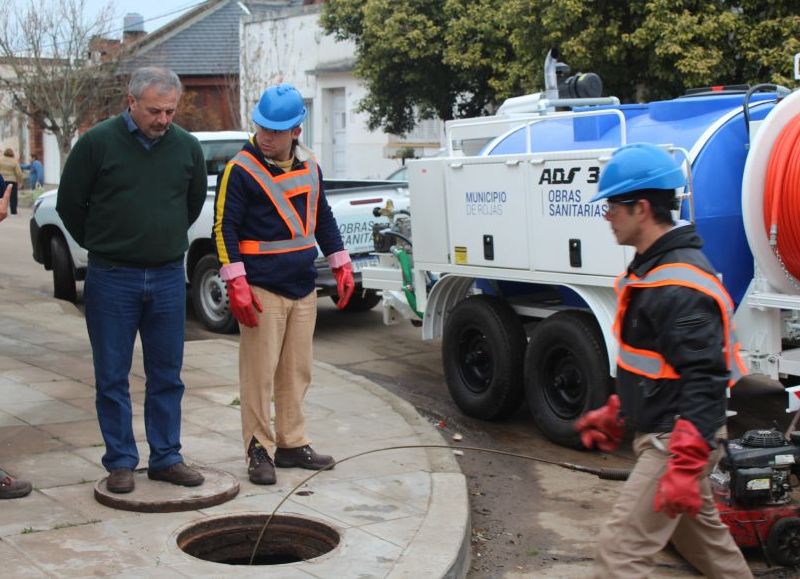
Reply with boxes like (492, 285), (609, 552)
(315, 360), (471, 579)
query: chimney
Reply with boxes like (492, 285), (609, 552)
(123, 13), (146, 43)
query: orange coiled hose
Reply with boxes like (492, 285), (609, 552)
(764, 114), (800, 280)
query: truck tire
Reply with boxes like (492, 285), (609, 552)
(191, 254), (238, 334)
(50, 235), (77, 303)
(442, 295), (526, 420)
(331, 285), (381, 312)
(525, 310), (610, 448)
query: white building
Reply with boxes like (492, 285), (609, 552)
(240, 4), (442, 179)
(0, 63), (29, 171)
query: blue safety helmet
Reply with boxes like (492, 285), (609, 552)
(590, 143), (686, 202)
(251, 83), (307, 131)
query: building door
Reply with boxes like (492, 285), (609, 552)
(330, 89), (346, 178)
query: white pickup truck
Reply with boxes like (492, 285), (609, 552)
(29, 131), (409, 332)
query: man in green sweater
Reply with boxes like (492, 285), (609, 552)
(57, 67), (207, 494)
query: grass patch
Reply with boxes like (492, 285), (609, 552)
(52, 519), (100, 531)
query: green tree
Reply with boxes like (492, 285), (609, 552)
(736, 0), (800, 87)
(443, 0), (650, 102)
(623, 1), (740, 99)
(323, 0), (800, 133)
(321, 0), (494, 134)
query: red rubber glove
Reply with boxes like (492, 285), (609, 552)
(574, 394), (624, 452)
(654, 418), (710, 518)
(225, 276), (263, 328)
(333, 262), (355, 310)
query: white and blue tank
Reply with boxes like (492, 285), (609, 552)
(485, 92), (780, 305)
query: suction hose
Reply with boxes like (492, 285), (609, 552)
(764, 113), (800, 280)
(391, 245), (423, 318)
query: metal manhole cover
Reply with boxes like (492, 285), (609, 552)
(94, 467), (239, 512)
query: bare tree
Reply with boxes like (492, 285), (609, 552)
(0, 0), (126, 169)
(217, 71), (243, 131)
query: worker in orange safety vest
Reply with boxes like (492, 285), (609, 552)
(213, 83), (355, 486)
(575, 143), (752, 579)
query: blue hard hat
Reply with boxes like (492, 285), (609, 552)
(590, 143), (686, 202)
(251, 83), (307, 130)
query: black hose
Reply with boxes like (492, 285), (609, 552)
(743, 83), (783, 139)
(247, 443), (634, 564)
(379, 229), (413, 246)
(598, 468), (632, 481)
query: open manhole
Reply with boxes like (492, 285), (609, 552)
(177, 513), (340, 565)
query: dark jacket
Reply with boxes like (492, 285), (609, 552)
(616, 223), (728, 443)
(213, 139), (344, 299)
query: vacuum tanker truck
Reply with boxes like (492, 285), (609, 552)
(363, 56), (800, 448)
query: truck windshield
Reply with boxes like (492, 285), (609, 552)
(201, 140), (247, 176)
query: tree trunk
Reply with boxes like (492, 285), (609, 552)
(56, 131), (74, 173)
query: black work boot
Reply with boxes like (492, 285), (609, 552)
(275, 445), (335, 470)
(248, 438), (276, 485)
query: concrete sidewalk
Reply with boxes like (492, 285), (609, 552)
(0, 286), (470, 577)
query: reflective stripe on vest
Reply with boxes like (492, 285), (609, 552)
(233, 150), (319, 254)
(613, 263), (747, 387)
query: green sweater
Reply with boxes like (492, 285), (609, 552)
(57, 115), (207, 266)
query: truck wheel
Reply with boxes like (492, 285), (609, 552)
(767, 517), (800, 567)
(442, 295), (526, 420)
(331, 285), (381, 312)
(191, 255), (238, 334)
(50, 235), (77, 303)
(525, 310), (610, 448)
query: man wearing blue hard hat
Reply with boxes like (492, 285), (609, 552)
(576, 143), (752, 577)
(213, 83), (354, 485)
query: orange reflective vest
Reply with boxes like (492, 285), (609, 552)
(613, 263), (747, 387)
(230, 150), (320, 255)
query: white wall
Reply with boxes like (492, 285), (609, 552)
(0, 64), (29, 171)
(42, 131), (79, 185)
(241, 8), (425, 180)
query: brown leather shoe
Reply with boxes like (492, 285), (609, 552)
(275, 445), (335, 470)
(147, 462), (204, 487)
(106, 469), (134, 494)
(0, 474), (32, 499)
(247, 439), (276, 485)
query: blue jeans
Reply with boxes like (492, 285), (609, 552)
(84, 260), (187, 472)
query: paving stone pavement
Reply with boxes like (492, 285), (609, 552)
(0, 287), (469, 578)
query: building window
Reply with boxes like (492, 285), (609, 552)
(399, 118), (441, 143)
(302, 99), (313, 146)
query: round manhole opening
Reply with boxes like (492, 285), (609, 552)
(177, 514), (339, 565)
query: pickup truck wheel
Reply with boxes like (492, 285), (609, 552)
(191, 255), (237, 334)
(50, 235), (77, 303)
(525, 310), (610, 448)
(442, 295), (526, 420)
(331, 285), (381, 312)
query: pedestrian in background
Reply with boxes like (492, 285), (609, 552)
(56, 67), (207, 494)
(213, 83), (354, 485)
(21, 153), (44, 189)
(0, 148), (23, 215)
(576, 143), (752, 578)
(0, 174), (32, 499)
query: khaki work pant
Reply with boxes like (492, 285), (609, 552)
(594, 429), (753, 579)
(238, 287), (317, 455)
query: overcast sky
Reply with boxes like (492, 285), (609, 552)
(86, 0), (202, 38)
